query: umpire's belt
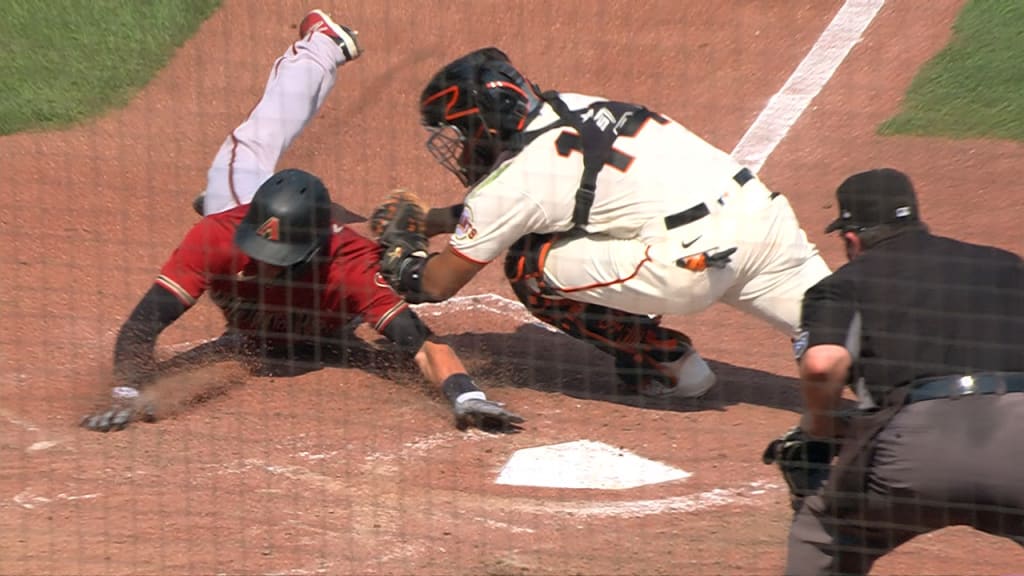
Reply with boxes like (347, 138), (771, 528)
(664, 168), (756, 230)
(906, 372), (1024, 404)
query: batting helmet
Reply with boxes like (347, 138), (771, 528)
(420, 47), (542, 186)
(235, 169), (332, 267)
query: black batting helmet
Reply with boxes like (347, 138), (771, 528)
(420, 47), (542, 186)
(235, 169), (332, 267)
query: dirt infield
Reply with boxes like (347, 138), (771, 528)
(1, 0), (1022, 574)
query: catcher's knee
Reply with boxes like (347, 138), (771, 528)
(505, 233), (576, 328)
(505, 233), (556, 297)
(504, 234), (716, 397)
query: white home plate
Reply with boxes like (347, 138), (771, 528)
(495, 440), (691, 490)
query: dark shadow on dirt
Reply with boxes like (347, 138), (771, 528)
(430, 324), (825, 415)
(158, 323), (852, 416)
(155, 327), (416, 381)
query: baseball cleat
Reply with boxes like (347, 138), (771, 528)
(299, 9), (361, 62)
(191, 192), (205, 216)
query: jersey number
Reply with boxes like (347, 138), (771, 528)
(553, 111), (667, 173)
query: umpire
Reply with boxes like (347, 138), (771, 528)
(765, 168), (1024, 574)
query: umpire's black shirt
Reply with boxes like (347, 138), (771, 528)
(797, 228), (1024, 406)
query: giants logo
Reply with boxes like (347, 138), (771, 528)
(256, 217), (281, 241)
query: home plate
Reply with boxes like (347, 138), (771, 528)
(495, 440), (691, 490)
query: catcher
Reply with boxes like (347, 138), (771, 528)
(369, 47), (831, 399)
(81, 10), (522, 434)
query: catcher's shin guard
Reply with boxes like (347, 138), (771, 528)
(505, 234), (715, 397)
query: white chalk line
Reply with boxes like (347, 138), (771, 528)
(210, 452), (780, 521)
(0, 409), (40, 433)
(362, 428), (493, 464)
(0, 409), (71, 453)
(412, 294), (558, 332)
(516, 479), (782, 519)
(731, 0), (885, 171)
(12, 489), (101, 510)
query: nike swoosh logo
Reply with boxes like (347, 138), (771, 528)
(236, 271), (259, 281)
(681, 235), (702, 249)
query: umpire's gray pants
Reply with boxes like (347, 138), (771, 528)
(785, 393), (1024, 576)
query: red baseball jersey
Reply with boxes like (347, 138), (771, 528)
(155, 205), (407, 340)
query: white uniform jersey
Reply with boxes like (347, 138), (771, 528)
(449, 93), (747, 264)
(449, 92), (830, 338)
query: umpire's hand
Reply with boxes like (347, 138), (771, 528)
(452, 397), (524, 433)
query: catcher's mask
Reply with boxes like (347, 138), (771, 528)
(235, 169), (333, 267)
(420, 47), (542, 187)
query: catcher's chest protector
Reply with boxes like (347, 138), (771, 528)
(525, 92), (668, 237)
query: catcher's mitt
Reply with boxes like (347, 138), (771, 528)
(370, 189), (427, 239)
(762, 426), (836, 499)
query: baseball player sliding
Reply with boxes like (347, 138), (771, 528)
(371, 47), (832, 398)
(81, 12), (522, 433)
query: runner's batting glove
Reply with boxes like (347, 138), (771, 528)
(443, 374), (525, 433)
(453, 396), (525, 433)
(80, 386), (156, 432)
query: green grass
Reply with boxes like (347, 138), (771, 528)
(879, 0), (1024, 140)
(0, 0), (220, 135)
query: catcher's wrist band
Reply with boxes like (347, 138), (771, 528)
(443, 373), (481, 404)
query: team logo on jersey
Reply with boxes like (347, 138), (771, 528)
(256, 217), (281, 241)
(792, 330), (810, 360)
(453, 206), (477, 240)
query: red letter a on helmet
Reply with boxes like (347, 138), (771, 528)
(256, 217), (280, 241)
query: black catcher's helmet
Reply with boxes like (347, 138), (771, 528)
(235, 169), (332, 267)
(420, 47), (542, 187)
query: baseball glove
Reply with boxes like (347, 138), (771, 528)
(374, 189), (433, 297)
(370, 189), (427, 239)
(762, 426), (836, 500)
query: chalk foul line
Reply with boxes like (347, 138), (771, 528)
(730, 0), (886, 172)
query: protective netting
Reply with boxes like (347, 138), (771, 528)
(1, 2), (1022, 575)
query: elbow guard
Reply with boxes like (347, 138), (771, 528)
(380, 308), (432, 356)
